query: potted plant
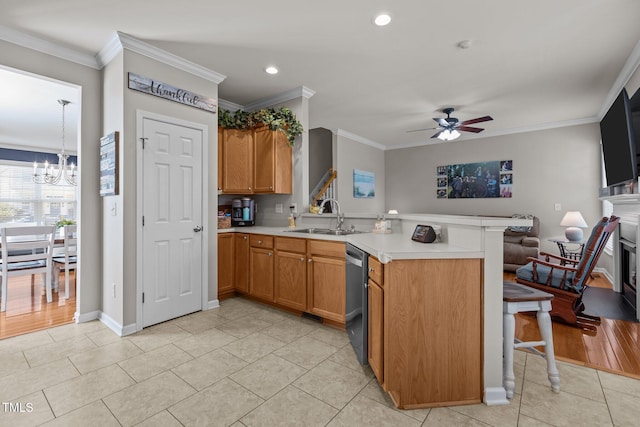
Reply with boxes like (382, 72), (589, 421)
(55, 218), (76, 229)
(218, 107), (303, 146)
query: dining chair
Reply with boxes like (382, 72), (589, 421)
(52, 224), (77, 299)
(0, 225), (56, 312)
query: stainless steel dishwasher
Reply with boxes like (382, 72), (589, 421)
(346, 243), (368, 365)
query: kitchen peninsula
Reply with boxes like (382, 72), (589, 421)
(218, 213), (531, 407)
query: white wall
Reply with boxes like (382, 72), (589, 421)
(0, 39), (103, 318)
(101, 52), (125, 325)
(115, 49), (218, 327)
(385, 124), (603, 255)
(335, 132), (385, 214)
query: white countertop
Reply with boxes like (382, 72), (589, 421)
(219, 226), (483, 263)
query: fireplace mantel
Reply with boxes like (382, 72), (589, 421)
(600, 193), (640, 320)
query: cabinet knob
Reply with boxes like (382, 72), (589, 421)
(369, 267), (374, 272)
(243, 236), (248, 240)
(268, 252), (272, 257)
(258, 240), (262, 244)
(269, 186), (273, 190)
(300, 257), (305, 262)
(308, 259), (312, 263)
(248, 187), (252, 191)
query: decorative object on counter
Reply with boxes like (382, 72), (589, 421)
(288, 206), (296, 229)
(437, 159), (513, 199)
(218, 107), (303, 146)
(353, 169), (375, 198)
(217, 205), (232, 229)
(373, 214), (392, 234)
(560, 211), (588, 242)
(411, 225), (439, 243)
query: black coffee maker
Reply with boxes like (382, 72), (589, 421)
(231, 197), (255, 226)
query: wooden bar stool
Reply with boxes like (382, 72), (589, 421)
(503, 280), (560, 399)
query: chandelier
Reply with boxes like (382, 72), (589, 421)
(32, 99), (77, 186)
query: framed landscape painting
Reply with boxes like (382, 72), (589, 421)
(353, 169), (375, 198)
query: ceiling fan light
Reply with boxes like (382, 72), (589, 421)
(449, 130), (461, 140)
(438, 130), (451, 141)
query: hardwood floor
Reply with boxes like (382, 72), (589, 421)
(0, 272), (75, 340)
(505, 271), (640, 379)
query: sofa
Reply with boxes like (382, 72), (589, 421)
(504, 215), (540, 272)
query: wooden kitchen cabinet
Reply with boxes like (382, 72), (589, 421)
(253, 126), (292, 194)
(275, 237), (307, 311)
(307, 240), (346, 324)
(217, 233), (235, 299)
(221, 128), (253, 194)
(217, 127), (223, 192)
(218, 127), (292, 195)
(367, 256), (384, 384)
(234, 233), (250, 293)
(249, 234), (274, 301)
(383, 258), (483, 408)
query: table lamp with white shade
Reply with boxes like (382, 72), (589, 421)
(560, 211), (588, 241)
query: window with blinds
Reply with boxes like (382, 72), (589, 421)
(0, 160), (77, 226)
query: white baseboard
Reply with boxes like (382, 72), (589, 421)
(75, 310), (100, 323)
(207, 299), (220, 310)
(484, 387), (509, 406)
(99, 311), (136, 336)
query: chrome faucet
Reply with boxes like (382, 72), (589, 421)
(320, 198), (344, 230)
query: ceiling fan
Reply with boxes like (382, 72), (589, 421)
(407, 107), (493, 141)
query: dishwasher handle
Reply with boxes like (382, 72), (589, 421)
(346, 253), (363, 268)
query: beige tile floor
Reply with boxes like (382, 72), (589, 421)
(1, 296), (640, 426)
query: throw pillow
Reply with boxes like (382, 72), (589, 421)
(510, 214), (534, 232)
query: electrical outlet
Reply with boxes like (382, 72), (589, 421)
(112, 283), (116, 298)
(554, 203), (561, 212)
(275, 203), (283, 213)
(290, 203), (298, 214)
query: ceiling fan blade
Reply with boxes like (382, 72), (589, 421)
(433, 118), (449, 127)
(430, 131), (443, 139)
(460, 115), (493, 125)
(458, 126), (485, 133)
(406, 127), (437, 133)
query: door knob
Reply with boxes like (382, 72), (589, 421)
(193, 226), (203, 232)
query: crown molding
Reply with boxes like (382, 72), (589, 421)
(0, 25), (100, 69)
(598, 39), (640, 120)
(218, 98), (244, 112)
(244, 86), (316, 111)
(99, 32), (226, 84)
(335, 129), (387, 151)
(95, 32), (122, 68)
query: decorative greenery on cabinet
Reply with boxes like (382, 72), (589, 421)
(218, 107), (303, 146)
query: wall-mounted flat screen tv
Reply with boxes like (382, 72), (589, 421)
(600, 88), (637, 187)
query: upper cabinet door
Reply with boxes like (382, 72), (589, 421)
(253, 127), (292, 194)
(221, 129), (253, 194)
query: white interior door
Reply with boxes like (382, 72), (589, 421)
(142, 117), (203, 327)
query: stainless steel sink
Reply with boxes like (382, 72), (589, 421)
(286, 228), (365, 236)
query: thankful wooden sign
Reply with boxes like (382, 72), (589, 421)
(128, 72), (217, 113)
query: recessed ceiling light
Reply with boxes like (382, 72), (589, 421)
(374, 14), (391, 26)
(265, 66), (279, 75)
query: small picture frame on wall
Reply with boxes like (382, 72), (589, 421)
(100, 131), (119, 196)
(353, 169), (375, 198)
